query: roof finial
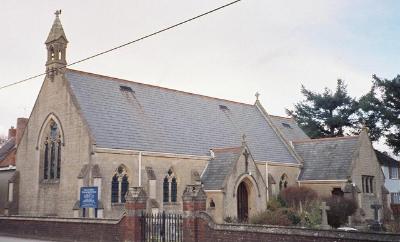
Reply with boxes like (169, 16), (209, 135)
(55, 9), (62, 17)
(255, 92), (260, 101)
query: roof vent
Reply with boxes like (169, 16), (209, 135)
(282, 122), (292, 129)
(219, 104), (229, 110)
(120, 85), (134, 93)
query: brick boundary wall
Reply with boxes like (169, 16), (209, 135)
(1, 186), (399, 242)
(194, 212), (400, 242)
(0, 216), (122, 242)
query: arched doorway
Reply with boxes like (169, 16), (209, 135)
(237, 182), (249, 222)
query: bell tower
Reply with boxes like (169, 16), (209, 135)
(45, 10), (68, 78)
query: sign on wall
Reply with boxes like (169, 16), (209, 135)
(80, 186), (98, 208)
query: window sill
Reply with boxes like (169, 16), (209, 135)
(163, 202), (180, 206)
(111, 202), (126, 207)
(362, 193), (375, 196)
(40, 179), (60, 184)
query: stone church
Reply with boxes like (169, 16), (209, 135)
(12, 13), (385, 223)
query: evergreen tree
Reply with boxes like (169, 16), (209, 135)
(361, 75), (400, 154)
(286, 80), (358, 138)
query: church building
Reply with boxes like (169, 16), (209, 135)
(12, 13), (385, 223)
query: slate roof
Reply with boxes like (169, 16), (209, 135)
(0, 138), (15, 164)
(201, 147), (242, 190)
(65, 69), (299, 164)
(294, 136), (360, 180)
(269, 115), (310, 142)
(375, 150), (399, 167)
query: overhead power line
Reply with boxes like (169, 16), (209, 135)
(0, 0), (241, 91)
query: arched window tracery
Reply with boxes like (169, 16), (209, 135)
(279, 174), (288, 191)
(111, 165), (129, 203)
(163, 168), (177, 203)
(42, 120), (62, 180)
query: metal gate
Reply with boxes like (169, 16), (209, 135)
(140, 211), (183, 242)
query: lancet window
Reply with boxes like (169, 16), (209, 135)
(163, 168), (177, 203)
(43, 120), (62, 180)
(279, 174), (288, 191)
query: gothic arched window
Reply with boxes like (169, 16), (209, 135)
(163, 168), (177, 203)
(171, 177), (177, 202)
(163, 177), (169, 203)
(279, 174), (288, 191)
(42, 120), (62, 180)
(111, 165), (129, 203)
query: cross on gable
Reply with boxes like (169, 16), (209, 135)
(243, 148), (250, 173)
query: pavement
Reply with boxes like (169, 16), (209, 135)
(0, 236), (53, 242)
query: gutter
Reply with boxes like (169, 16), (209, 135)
(95, 147), (210, 160)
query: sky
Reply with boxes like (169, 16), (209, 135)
(0, 0), (399, 154)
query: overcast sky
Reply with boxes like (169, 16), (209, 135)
(1, 0), (399, 153)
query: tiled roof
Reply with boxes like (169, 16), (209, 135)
(65, 69), (299, 164)
(201, 147), (242, 190)
(0, 138), (15, 163)
(269, 115), (310, 142)
(294, 136), (360, 180)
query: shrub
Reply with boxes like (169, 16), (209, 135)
(267, 197), (284, 211)
(250, 209), (292, 226)
(386, 220), (400, 233)
(285, 208), (301, 225)
(301, 200), (322, 228)
(325, 196), (357, 228)
(280, 186), (318, 209)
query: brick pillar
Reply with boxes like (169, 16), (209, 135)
(122, 187), (147, 242)
(8, 126), (16, 140)
(182, 184), (207, 242)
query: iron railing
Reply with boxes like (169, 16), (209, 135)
(140, 211), (183, 242)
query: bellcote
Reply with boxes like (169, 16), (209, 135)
(45, 10), (68, 77)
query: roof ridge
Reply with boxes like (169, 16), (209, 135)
(212, 146), (242, 153)
(66, 68), (254, 106)
(269, 114), (293, 120)
(293, 135), (359, 143)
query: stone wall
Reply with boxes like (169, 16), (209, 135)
(299, 181), (346, 197)
(17, 73), (92, 217)
(351, 131), (385, 220)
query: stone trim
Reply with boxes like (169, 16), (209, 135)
(298, 179), (347, 184)
(255, 161), (301, 167)
(94, 147), (210, 160)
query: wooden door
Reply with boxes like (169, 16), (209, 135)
(237, 182), (248, 222)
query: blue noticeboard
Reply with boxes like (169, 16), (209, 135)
(80, 186), (98, 208)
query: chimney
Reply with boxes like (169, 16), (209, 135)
(16, 118), (29, 146)
(8, 126), (16, 139)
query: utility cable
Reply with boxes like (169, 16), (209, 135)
(0, 0), (241, 90)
